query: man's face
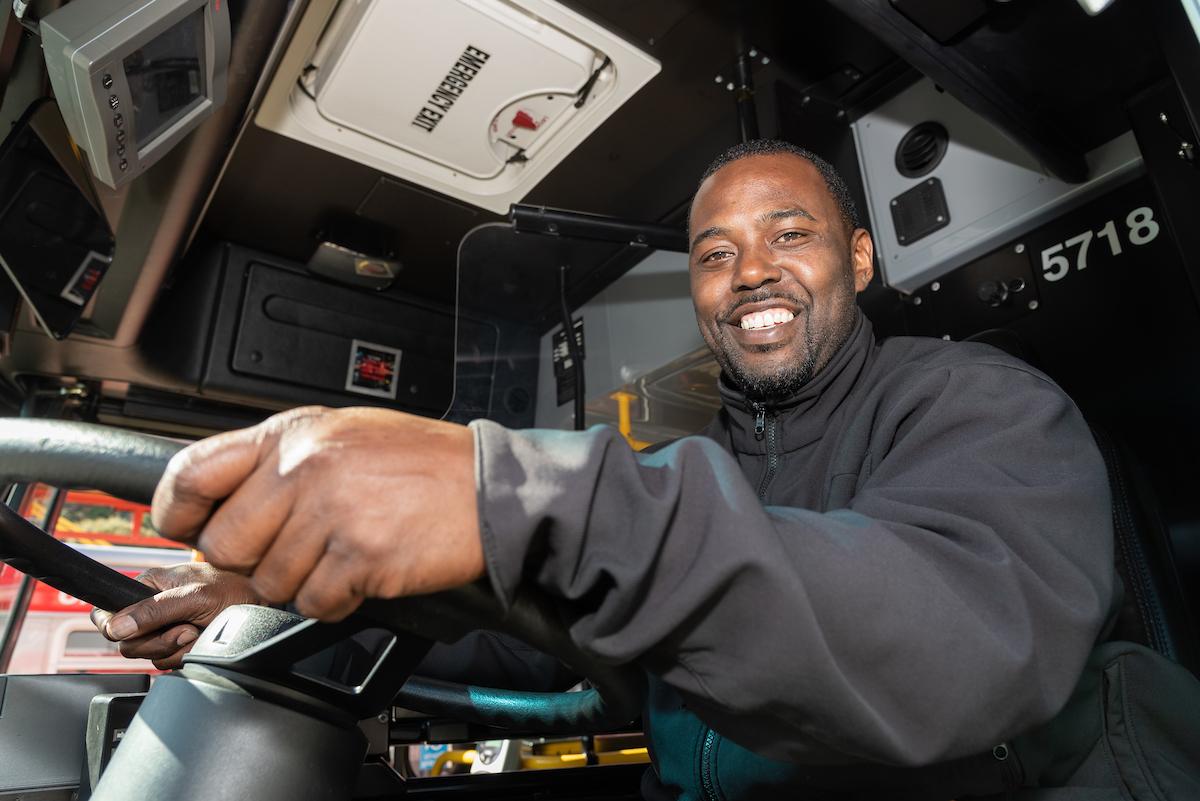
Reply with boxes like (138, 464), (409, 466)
(688, 154), (874, 401)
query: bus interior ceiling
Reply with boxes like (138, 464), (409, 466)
(1, 2), (1199, 620)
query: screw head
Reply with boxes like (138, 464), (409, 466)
(1028, 300), (1039, 310)
(714, 75), (723, 84)
(1015, 243), (1026, 254)
(726, 82), (735, 91)
(931, 281), (941, 291)
(936, 215), (944, 222)
(942, 334), (952, 340)
(913, 296), (923, 305)
(749, 48), (758, 57)
(761, 56), (770, 65)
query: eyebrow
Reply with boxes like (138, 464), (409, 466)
(690, 226), (727, 252)
(689, 208), (819, 252)
(759, 207), (817, 225)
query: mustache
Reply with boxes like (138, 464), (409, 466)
(717, 291), (808, 323)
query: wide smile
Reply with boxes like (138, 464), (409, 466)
(724, 302), (801, 345)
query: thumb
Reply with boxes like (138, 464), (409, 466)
(100, 584), (229, 641)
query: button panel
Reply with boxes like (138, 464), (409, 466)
(95, 70), (134, 183)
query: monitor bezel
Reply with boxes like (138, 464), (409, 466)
(42, 0), (230, 189)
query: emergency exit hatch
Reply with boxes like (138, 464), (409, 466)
(257, 0), (660, 213)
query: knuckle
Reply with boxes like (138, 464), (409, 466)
(250, 572), (288, 605)
(136, 566), (165, 587)
(162, 449), (202, 500)
(293, 583), (341, 620)
(195, 534), (252, 573)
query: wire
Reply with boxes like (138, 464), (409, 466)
(296, 63), (318, 101)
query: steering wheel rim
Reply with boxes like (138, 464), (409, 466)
(0, 418), (644, 733)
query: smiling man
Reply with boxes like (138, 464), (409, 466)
(96, 140), (1124, 799)
(688, 144), (872, 406)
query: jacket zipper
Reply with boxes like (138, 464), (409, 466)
(695, 403), (778, 800)
(752, 402), (779, 499)
(699, 728), (719, 801)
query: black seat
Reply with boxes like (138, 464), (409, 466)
(1091, 427), (1200, 674)
(964, 329), (1200, 677)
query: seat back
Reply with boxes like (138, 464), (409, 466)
(1091, 427), (1200, 675)
(964, 328), (1200, 676)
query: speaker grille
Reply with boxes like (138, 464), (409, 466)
(895, 122), (949, 178)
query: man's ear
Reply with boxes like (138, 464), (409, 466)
(850, 228), (875, 293)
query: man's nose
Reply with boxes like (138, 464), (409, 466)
(731, 246), (782, 291)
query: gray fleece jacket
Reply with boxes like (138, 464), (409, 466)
(466, 311), (1115, 796)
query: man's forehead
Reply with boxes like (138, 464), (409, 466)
(691, 153), (830, 225)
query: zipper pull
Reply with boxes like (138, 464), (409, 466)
(752, 403), (766, 440)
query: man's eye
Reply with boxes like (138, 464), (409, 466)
(701, 250), (733, 263)
(775, 231), (808, 244)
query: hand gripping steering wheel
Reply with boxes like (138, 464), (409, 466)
(0, 419), (645, 800)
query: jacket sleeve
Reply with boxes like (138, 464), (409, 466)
(469, 361), (1114, 767)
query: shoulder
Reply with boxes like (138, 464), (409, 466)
(862, 335), (1081, 432)
(873, 335), (1061, 392)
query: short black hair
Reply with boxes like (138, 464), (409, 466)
(696, 139), (863, 233)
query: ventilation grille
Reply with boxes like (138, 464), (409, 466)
(895, 122), (949, 178)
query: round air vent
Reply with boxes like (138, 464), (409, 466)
(895, 121), (949, 178)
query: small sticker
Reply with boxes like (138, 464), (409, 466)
(60, 250), (113, 306)
(345, 339), (401, 399)
(355, 258), (395, 278)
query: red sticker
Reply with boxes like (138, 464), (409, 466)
(345, 339), (402, 399)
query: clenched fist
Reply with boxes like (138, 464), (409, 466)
(150, 406), (484, 621)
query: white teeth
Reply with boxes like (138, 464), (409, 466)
(738, 308), (795, 330)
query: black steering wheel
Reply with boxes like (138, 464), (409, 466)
(0, 419), (645, 734)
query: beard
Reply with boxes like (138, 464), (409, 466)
(707, 275), (858, 403)
(716, 319), (820, 401)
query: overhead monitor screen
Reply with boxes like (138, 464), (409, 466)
(122, 8), (206, 148)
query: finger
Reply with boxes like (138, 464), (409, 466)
(192, 454), (296, 573)
(150, 406), (328, 541)
(93, 565), (201, 641)
(151, 427), (267, 542)
(293, 549), (364, 622)
(90, 607), (111, 633)
(101, 583), (229, 641)
(248, 501), (331, 605)
(117, 624), (199, 662)
(133, 564), (196, 592)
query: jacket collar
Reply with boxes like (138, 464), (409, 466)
(713, 310), (876, 454)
